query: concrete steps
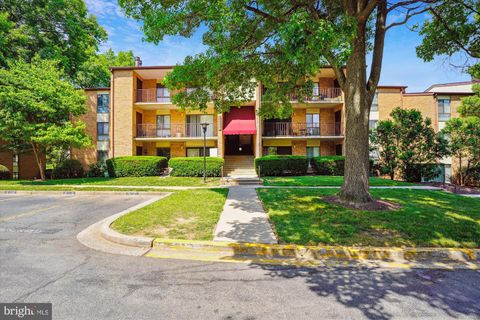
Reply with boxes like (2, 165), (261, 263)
(223, 156), (257, 177)
(223, 156), (260, 185)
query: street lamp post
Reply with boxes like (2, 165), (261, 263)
(200, 122), (210, 183)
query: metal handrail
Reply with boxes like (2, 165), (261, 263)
(263, 122), (343, 137)
(136, 123), (215, 138)
(136, 89), (171, 103)
(290, 87), (342, 102)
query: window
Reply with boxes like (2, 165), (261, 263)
(369, 120), (378, 130)
(187, 147), (210, 157)
(311, 83), (320, 100)
(371, 91), (378, 111)
(156, 84), (170, 102)
(97, 150), (109, 163)
(438, 96), (451, 121)
(186, 115), (214, 137)
(97, 122), (109, 141)
(335, 144), (343, 156)
(306, 113), (320, 136)
(156, 115), (171, 137)
(97, 94), (109, 113)
(12, 153), (18, 179)
(306, 147), (320, 166)
(156, 148), (171, 158)
(262, 146), (292, 155)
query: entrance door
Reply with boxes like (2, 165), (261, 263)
(334, 111), (342, 135)
(136, 112), (143, 136)
(225, 135), (253, 155)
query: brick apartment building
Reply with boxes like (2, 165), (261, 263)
(0, 63), (477, 181)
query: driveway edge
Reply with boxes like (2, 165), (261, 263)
(99, 193), (172, 248)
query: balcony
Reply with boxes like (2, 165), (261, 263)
(136, 89), (171, 103)
(263, 122), (343, 137)
(136, 123), (216, 139)
(290, 87), (342, 102)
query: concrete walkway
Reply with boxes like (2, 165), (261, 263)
(214, 186), (277, 244)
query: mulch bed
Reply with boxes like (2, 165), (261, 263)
(323, 195), (401, 211)
(423, 182), (480, 195)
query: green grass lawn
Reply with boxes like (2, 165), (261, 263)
(0, 176), (221, 187)
(262, 175), (417, 186)
(257, 188), (480, 248)
(112, 189), (229, 240)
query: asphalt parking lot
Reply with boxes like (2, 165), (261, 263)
(1, 192), (480, 320)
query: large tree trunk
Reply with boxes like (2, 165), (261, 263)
(31, 142), (46, 181)
(338, 21), (373, 204)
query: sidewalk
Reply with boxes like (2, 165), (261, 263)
(213, 186), (277, 244)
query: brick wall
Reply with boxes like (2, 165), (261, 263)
(292, 140), (306, 156)
(112, 70), (135, 157)
(171, 142), (185, 157)
(320, 141), (335, 155)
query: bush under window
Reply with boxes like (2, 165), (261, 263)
(255, 155), (308, 176)
(169, 157), (224, 177)
(52, 159), (84, 179)
(0, 164), (11, 179)
(106, 156), (168, 177)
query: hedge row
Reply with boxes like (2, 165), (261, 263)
(255, 155), (373, 177)
(255, 155), (308, 176)
(312, 156), (346, 175)
(106, 156), (168, 177)
(169, 157), (224, 177)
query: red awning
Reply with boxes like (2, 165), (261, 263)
(223, 106), (256, 135)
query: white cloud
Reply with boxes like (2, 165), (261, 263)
(85, 0), (124, 18)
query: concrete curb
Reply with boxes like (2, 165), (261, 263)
(99, 193), (172, 248)
(150, 238), (480, 267)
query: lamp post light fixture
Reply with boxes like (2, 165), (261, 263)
(200, 122), (210, 183)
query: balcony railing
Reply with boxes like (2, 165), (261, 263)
(263, 122), (343, 137)
(290, 87), (342, 102)
(136, 89), (171, 103)
(136, 123), (215, 138)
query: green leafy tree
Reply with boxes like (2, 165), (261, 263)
(0, 57), (91, 180)
(416, 0), (479, 117)
(75, 48), (136, 88)
(118, 0), (454, 204)
(370, 121), (397, 180)
(458, 67), (480, 117)
(371, 108), (449, 182)
(442, 117), (480, 185)
(0, 0), (107, 79)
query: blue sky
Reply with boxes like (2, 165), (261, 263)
(85, 0), (471, 92)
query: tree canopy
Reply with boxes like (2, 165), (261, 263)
(76, 48), (136, 88)
(416, 0), (479, 117)
(0, 57), (91, 180)
(0, 0), (107, 80)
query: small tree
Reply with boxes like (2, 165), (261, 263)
(442, 117), (480, 185)
(0, 57), (91, 180)
(370, 121), (397, 180)
(371, 108), (449, 182)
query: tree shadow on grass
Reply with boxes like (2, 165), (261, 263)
(249, 264), (480, 320)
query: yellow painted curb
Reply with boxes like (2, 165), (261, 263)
(151, 238), (480, 267)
